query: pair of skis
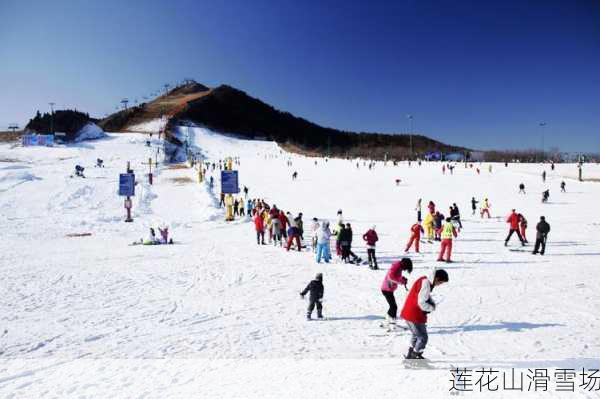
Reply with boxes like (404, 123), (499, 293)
(378, 321), (408, 333)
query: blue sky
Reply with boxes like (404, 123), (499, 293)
(1, 0), (598, 151)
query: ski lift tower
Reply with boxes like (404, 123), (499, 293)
(407, 114), (414, 158)
(539, 122), (547, 162)
(120, 98), (129, 110)
(48, 102), (55, 134)
(8, 123), (19, 133)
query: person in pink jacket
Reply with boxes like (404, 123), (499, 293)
(381, 258), (413, 327)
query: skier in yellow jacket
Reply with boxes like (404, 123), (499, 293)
(480, 198), (491, 218)
(423, 212), (435, 242)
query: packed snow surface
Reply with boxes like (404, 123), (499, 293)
(1, 128), (599, 398)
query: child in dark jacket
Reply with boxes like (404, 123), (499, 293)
(300, 273), (324, 320)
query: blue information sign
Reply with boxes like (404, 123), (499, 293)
(22, 134), (55, 147)
(119, 173), (136, 196)
(221, 170), (239, 194)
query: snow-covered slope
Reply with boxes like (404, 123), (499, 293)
(127, 117), (168, 134)
(1, 128), (599, 398)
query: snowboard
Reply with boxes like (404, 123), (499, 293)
(376, 321), (408, 333)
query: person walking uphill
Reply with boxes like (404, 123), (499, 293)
(505, 209), (525, 246)
(405, 221), (424, 253)
(363, 226), (379, 270)
(532, 216), (551, 255)
(300, 273), (324, 320)
(437, 218), (457, 262)
(381, 258), (413, 329)
(401, 269), (449, 360)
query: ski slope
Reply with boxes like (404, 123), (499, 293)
(1, 128), (599, 398)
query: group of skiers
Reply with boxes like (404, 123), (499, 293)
(415, 201), (460, 262)
(246, 199), (388, 269)
(505, 209), (528, 246)
(299, 257), (449, 359)
(310, 211), (380, 269)
(236, 156), (566, 361)
(134, 226), (173, 245)
(251, 201), (304, 251)
(379, 258), (449, 359)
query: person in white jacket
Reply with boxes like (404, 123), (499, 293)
(316, 221), (332, 263)
(400, 269), (449, 359)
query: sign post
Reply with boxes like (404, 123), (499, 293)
(119, 166), (136, 222)
(221, 169), (239, 222)
(142, 158), (153, 185)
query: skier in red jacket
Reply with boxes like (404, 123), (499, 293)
(405, 221), (424, 253)
(505, 209), (525, 246)
(254, 212), (266, 245)
(363, 226), (379, 270)
(278, 210), (288, 239)
(400, 269), (449, 359)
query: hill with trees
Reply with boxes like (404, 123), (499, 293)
(100, 80), (468, 160)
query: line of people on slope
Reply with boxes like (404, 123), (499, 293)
(251, 206), (382, 269)
(252, 202), (304, 251)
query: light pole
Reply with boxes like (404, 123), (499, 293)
(539, 122), (547, 162)
(48, 102), (55, 134)
(407, 114), (414, 158)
